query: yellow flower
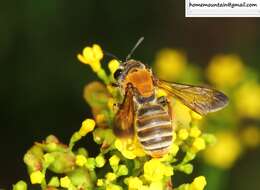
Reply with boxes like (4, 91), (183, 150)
(170, 142), (179, 155)
(154, 49), (186, 81)
(189, 126), (201, 138)
(149, 181), (163, 190)
(106, 184), (122, 190)
(117, 165), (128, 176)
(95, 154), (106, 168)
(97, 179), (104, 186)
(106, 172), (117, 182)
(60, 176), (72, 188)
(125, 177), (143, 190)
(189, 176), (207, 190)
(235, 81), (260, 118)
(114, 138), (145, 159)
(203, 132), (241, 169)
(77, 44), (103, 72)
(79, 119), (96, 137)
(75, 155), (87, 167)
(192, 137), (206, 152)
(13, 180), (27, 190)
(206, 54), (244, 87)
(48, 176), (60, 187)
(30, 171), (44, 184)
(144, 159), (173, 182)
(240, 126), (260, 148)
(108, 59), (120, 75)
(109, 155), (120, 167)
(178, 128), (189, 140)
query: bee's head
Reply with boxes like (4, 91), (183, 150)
(113, 37), (146, 82)
(113, 60), (146, 82)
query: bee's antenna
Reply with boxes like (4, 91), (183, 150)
(104, 50), (121, 62)
(126, 37), (144, 61)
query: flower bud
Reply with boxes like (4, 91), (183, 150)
(117, 165), (128, 176)
(48, 152), (75, 173)
(95, 154), (106, 168)
(85, 158), (96, 171)
(48, 177), (59, 187)
(30, 171), (44, 184)
(76, 155), (87, 167)
(60, 176), (71, 188)
(13, 180), (27, 190)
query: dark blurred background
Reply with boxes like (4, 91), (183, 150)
(1, 0), (260, 189)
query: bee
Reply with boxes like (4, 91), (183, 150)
(112, 38), (228, 158)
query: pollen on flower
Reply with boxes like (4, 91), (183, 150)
(30, 171), (44, 184)
(79, 119), (95, 137)
(60, 176), (72, 188)
(75, 155), (87, 166)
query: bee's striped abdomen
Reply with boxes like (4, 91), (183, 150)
(137, 104), (172, 157)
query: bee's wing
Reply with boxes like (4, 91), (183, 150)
(156, 80), (228, 115)
(113, 86), (135, 138)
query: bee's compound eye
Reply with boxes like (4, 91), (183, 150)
(113, 69), (123, 80)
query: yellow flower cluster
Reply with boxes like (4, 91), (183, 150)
(154, 49), (187, 81)
(144, 159), (173, 181)
(18, 44), (224, 190)
(77, 44), (103, 72)
(176, 125), (206, 153)
(203, 132), (241, 169)
(125, 177), (165, 190)
(114, 137), (146, 159)
(30, 171), (44, 184)
(69, 118), (96, 150)
(206, 54), (244, 87)
(235, 81), (260, 118)
(175, 176), (207, 190)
